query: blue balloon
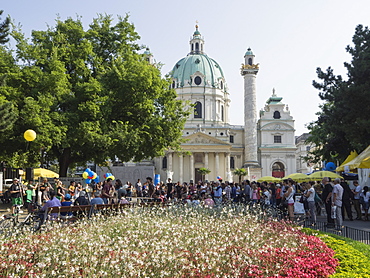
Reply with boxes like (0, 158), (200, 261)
(326, 162), (336, 171)
(93, 176), (100, 183)
(85, 178), (91, 184)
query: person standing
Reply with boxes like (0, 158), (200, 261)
(352, 181), (362, 220)
(362, 186), (370, 221)
(224, 183), (232, 203)
(213, 182), (223, 207)
(166, 178), (174, 200)
(305, 182), (316, 225)
(275, 184), (282, 207)
(332, 178), (344, 230)
(243, 180), (251, 203)
(135, 179), (142, 197)
(9, 178), (23, 215)
(147, 177), (154, 198)
(340, 180), (354, 221)
(322, 177), (335, 227)
(102, 178), (114, 204)
(284, 179), (295, 221)
(27, 179), (37, 204)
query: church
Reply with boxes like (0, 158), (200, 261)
(152, 26), (297, 183)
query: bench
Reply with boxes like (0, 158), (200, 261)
(44, 205), (93, 222)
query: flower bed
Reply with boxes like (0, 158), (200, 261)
(302, 228), (370, 278)
(0, 206), (338, 277)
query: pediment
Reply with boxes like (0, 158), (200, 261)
(183, 132), (231, 146)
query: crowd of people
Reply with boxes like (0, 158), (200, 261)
(6, 175), (370, 231)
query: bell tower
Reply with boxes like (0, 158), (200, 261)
(241, 48), (261, 178)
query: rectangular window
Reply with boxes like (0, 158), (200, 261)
(274, 135), (282, 143)
(230, 157), (235, 169)
(306, 146), (311, 151)
(229, 135), (234, 143)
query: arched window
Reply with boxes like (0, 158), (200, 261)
(220, 81), (223, 89)
(194, 101), (202, 118)
(272, 162), (285, 178)
(196, 42), (199, 51)
(172, 80), (176, 89)
(201, 44), (203, 51)
(273, 111), (281, 119)
(221, 105), (224, 122)
(162, 156), (167, 169)
(191, 44), (194, 51)
(248, 58), (252, 65)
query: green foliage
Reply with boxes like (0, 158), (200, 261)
(197, 167), (211, 175)
(233, 168), (247, 183)
(0, 14), (189, 176)
(321, 235), (370, 277)
(307, 24), (370, 163)
(0, 98), (17, 132)
(0, 10), (10, 44)
(197, 167), (211, 181)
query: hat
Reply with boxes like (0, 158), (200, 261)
(276, 183), (281, 187)
(64, 194), (71, 200)
(13, 178), (19, 181)
(94, 191), (101, 197)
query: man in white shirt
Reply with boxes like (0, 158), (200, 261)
(332, 178), (344, 230)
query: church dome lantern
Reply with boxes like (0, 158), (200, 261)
(171, 25), (227, 90)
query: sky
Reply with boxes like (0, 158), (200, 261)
(3, 0), (370, 135)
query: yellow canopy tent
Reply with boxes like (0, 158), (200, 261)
(282, 173), (310, 182)
(341, 150), (358, 166)
(21, 168), (59, 179)
(308, 171), (342, 180)
(336, 145), (370, 172)
(257, 176), (281, 182)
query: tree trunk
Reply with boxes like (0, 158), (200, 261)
(58, 148), (72, 177)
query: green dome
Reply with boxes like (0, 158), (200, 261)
(245, 47), (254, 56)
(171, 54), (225, 88)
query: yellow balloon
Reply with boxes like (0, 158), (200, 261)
(24, 129), (36, 141)
(82, 172), (89, 179)
(106, 175), (115, 181)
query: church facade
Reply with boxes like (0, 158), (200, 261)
(153, 26), (297, 183)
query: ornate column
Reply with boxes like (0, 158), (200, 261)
(204, 152), (209, 181)
(189, 153), (194, 182)
(179, 154), (183, 184)
(241, 49), (260, 167)
(226, 152), (232, 182)
(215, 152), (219, 179)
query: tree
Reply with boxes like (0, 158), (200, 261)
(306, 24), (370, 163)
(0, 98), (17, 132)
(197, 167), (211, 181)
(233, 168), (247, 184)
(0, 10), (10, 44)
(1, 14), (189, 176)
